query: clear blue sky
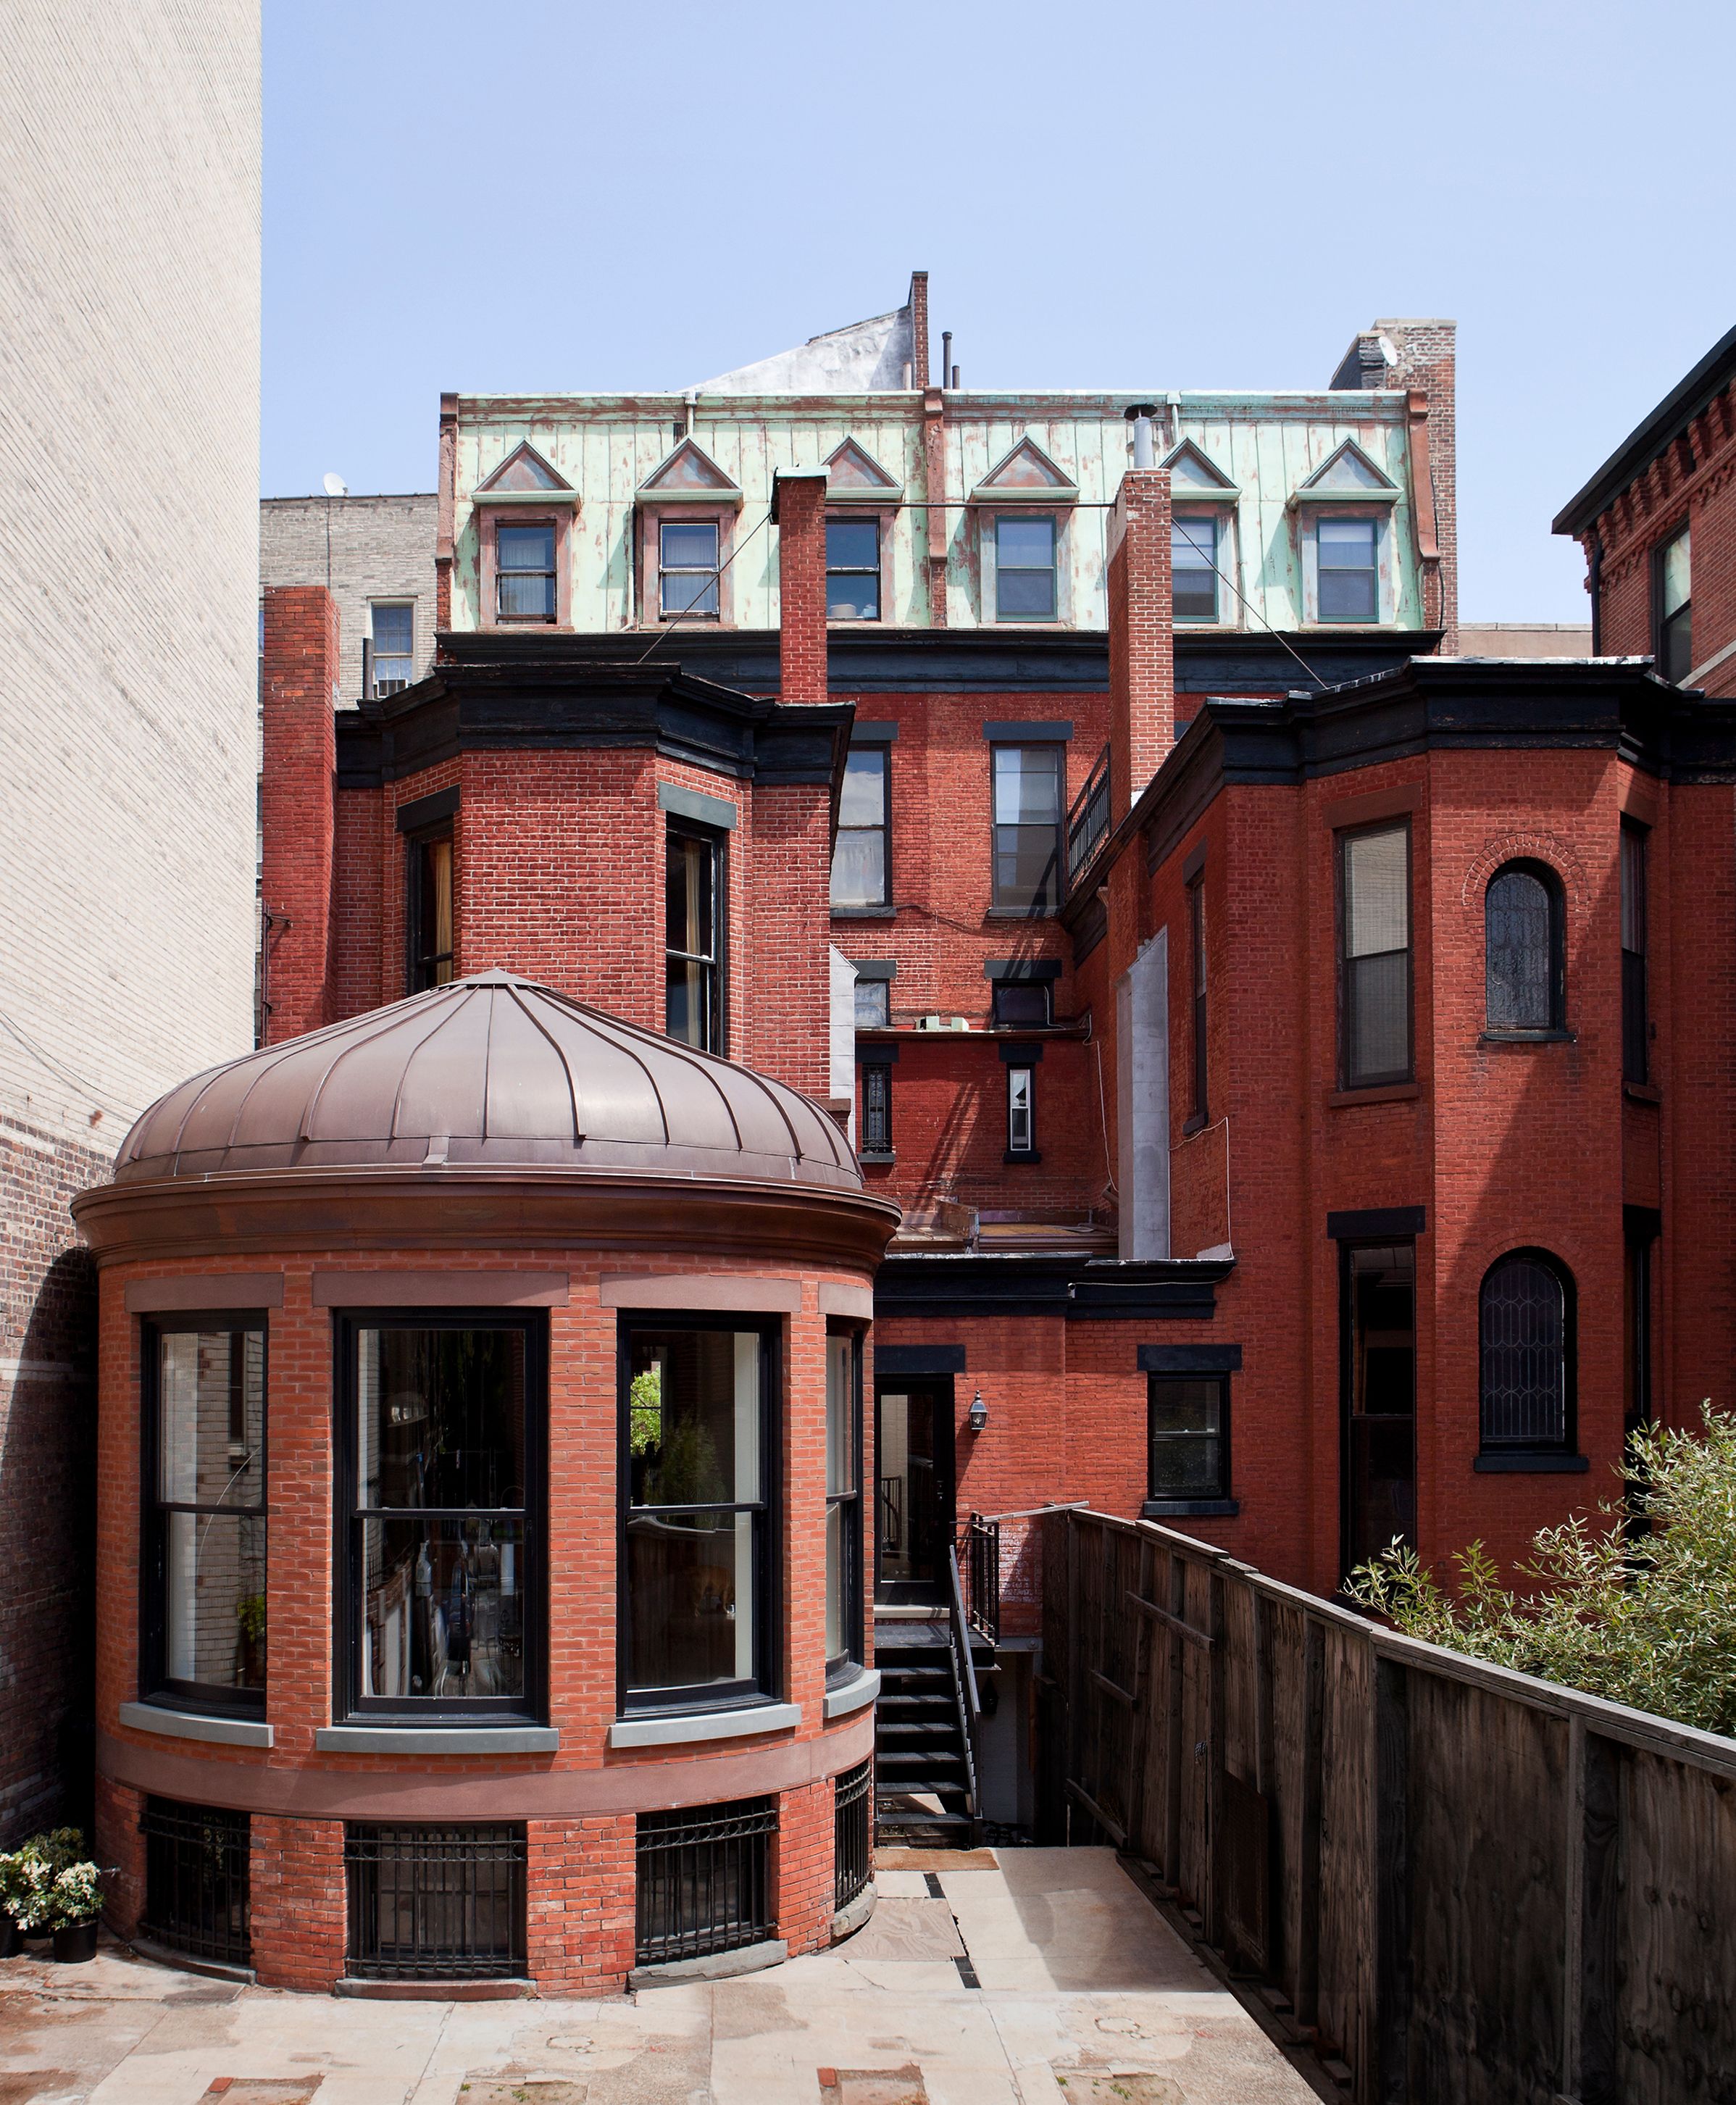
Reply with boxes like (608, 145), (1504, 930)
(264, 0), (1734, 623)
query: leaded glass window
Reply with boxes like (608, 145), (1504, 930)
(1479, 1253), (1570, 1450)
(1486, 862), (1561, 1031)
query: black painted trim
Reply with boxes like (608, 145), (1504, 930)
(1473, 1452), (1591, 1473)
(396, 785), (459, 835)
(1138, 1343), (1243, 1374)
(873, 1254), (1231, 1323)
(849, 721), (898, 743)
(1327, 1206), (1425, 1241)
(856, 1042), (899, 1064)
(984, 957), (1062, 981)
(982, 719), (1073, 742)
(851, 959), (897, 980)
(1143, 1497), (1240, 1519)
(996, 1040), (1045, 1064)
(875, 1343), (967, 1375)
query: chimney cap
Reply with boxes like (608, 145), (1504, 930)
(769, 464), (828, 522)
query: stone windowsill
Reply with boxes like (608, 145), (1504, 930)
(118, 1701), (273, 1750)
(822, 1667), (881, 1720)
(313, 1724), (559, 1754)
(608, 1701), (801, 1750)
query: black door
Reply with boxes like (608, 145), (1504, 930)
(1341, 1241), (1416, 1580)
(875, 1377), (956, 1603)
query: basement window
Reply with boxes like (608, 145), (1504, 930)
(345, 1822), (527, 1980)
(141, 1798), (251, 1970)
(635, 1798), (776, 1967)
(834, 1761), (872, 1913)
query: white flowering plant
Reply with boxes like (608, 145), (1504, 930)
(1, 1830), (104, 1933)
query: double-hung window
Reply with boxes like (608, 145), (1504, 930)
(826, 520), (881, 621)
(338, 1314), (544, 1720)
(832, 748), (889, 912)
(1317, 517), (1379, 622)
(825, 1327), (864, 1674)
(1148, 1375), (1230, 1503)
(666, 824), (724, 1052)
(991, 745), (1064, 914)
(659, 520), (720, 619)
(406, 831), (454, 992)
(994, 514), (1057, 620)
(370, 604), (414, 695)
(1172, 517), (1219, 622)
(1621, 821), (1648, 1083)
(1006, 1064), (1035, 1156)
(1339, 821), (1411, 1088)
(143, 1317), (268, 1713)
(496, 525), (556, 621)
(622, 1320), (775, 1710)
(1485, 861), (1564, 1033)
(1657, 525), (1691, 683)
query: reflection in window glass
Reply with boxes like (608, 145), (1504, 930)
(1318, 517), (1378, 621)
(371, 603), (414, 693)
(831, 748), (888, 910)
(496, 525), (555, 620)
(1486, 865), (1557, 1030)
(1007, 1065), (1035, 1153)
(1147, 1376), (1227, 1499)
(826, 519), (880, 620)
(995, 514), (1056, 620)
(660, 519), (720, 617)
(1659, 527), (1691, 683)
(666, 828), (722, 1050)
(1172, 517), (1218, 622)
(992, 746), (1063, 912)
(854, 978), (890, 1028)
(825, 1330), (861, 1666)
(624, 1327), (769, 1703)
(1340, 823), (1411, 1085)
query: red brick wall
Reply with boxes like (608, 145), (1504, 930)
(775, 473), (827, 706)
(1106, 469), (1174, 812)
(261, 587), (339, 1043)
(527, 1814), (635, 1991)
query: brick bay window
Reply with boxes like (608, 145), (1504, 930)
(1338, 820), (1411, 1089)
(831, 745), (890, 913)
(620, 1319), (776, 1714)
(635, 1798), (776, 1967)
(335, 1312), (546, 1722)
(1622, 820), (1649, 1084)
(140, 1798), (251, 1969)
(825, 1325), (864, 1675)
(141, 1316), (267, 1715)
(1477, 1251), (1581, 1468)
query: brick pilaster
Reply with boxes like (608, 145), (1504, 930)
(1106, 467), (1174, 812)
(774, 470), (828, 706)
(260, 586), (339, 1042)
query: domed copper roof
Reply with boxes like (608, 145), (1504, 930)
(112, 974), (862, 1194)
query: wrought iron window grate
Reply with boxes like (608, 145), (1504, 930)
(344, 1822), (526, 1980)
(635, 1796), (776, 1966)
(140, 1797), (251, 1968)
(833, 1761), (872, 1913)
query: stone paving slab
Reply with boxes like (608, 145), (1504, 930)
(0, 1851), (1321, 2105)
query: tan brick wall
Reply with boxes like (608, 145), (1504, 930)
(259, 493), (438, 701)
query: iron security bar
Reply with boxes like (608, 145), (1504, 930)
(344, 1822), (526, 1980)
(833, 1761), (872, 1912)
(140, 1798), (251, 1968)
(635, 1797), (776, 1965)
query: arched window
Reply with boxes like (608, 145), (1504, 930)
(1485, 861), (1564, 1032)
(1479, 1251), (1573, 1451)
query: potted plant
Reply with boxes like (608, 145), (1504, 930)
(42, 1862), (104, 1962)
(0, 1852), (25, 1957)
(9, 1832), (103, 1962)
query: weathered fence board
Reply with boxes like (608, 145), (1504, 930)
(1039, 1508), (1736, 2105)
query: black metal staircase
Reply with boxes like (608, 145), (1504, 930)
(872, 1533), (998, 1846)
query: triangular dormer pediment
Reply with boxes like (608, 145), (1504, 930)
(1161, 439), (1239, 501)
(472, 441), (573, 499)
(823, 437), (901, 499)
(971, 435), (1080, 504)
(1293, 439), (1399, 503)
(638, 438), (743, 506)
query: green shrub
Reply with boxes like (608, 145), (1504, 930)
(1345, 1404), (1736, 1738)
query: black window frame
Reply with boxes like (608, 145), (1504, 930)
(1621, 820), (1648, 1085)
(831, 745), (891, 914)
(1484, 858), (1566, 1035)
(825, 516), (882, 622)
(665, 818), (727, 1054)
(990, 979), (1051, 1028)
(825, 1321), (866, 1680)
(333, 1309), (548, 1726)
(993, 511), (1059, 623)
(1337, 818), (1413, 1090)
(1005, 1062), (1037, 1157)
(405, 825), (454, 994)
(1188, 868), (1209, 1122)
(495, 522), (556, 623)
(635, 1797), (775, 1966)
(1146, 1371), (1231, 1504)
(860, 1060), (893, 1156)
(1655, 522), (1692, 683)
(1316, 514), (1381, 623)
(1339, 1238), (1418, 1578)
(1172, 514), (1219, 623)
(617, 1313), (781, 1717)
(659, 516), (722, 620)
(990, 742), (1064, 916)
(853, 978), (890, 1028)
(140, 1312), (270, 1719)
(1477, 1249), (1577, 1456)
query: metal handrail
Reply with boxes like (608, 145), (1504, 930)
(1065, 741), (1113, 887)
(946, 1543), (982, 1822)
(961, 1512), (1001, 1646)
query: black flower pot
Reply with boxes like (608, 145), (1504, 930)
(0, 1915), (20, 1959)
(51, 1919), (98, 1963)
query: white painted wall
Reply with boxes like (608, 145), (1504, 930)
(0, 1), (262, 1149)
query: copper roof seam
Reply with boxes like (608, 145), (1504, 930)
(503, 983), (585, 1142)
(149, 1053), (246, 1166)
(384, 983), (473, 1142)
(530, 983), (674, 1145)
(726, 1058), (809, 1165)
(299, 985), (458, 1146)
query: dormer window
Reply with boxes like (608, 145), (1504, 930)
(995, 515), (1057, 621)
(1290, 441), (1398, 626)
(1318, 517), (1378, 622)
(1172, 518), (1219, 622)
(826, 520), (881, 620)
(660, 520), (720, 618)
(471, 443), (576, 630)
(972, 438), (1077, 625)
(496, 526), (556, 620)
(636, 440), (743, 627)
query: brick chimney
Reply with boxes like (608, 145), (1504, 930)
(260, 585), (338, 1043)
(773, 468), (828, 704)
(1106, 467), (1174, 813)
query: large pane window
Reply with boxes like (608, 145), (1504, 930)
(994, 514), (1057, 620)
(407, 832), (454, 993)
(826, 520), (881, 621)
(853, 977), (890, 1028)
(622, 1322), (774, 1709)
(1486, 861), (1563, 1032)
(341, 1317), (541, 1717)
(496, 525), (555, 620)
(825, 1329), (863, 1672)
(667, 825), (723, 1051)
(1479, 1251), (1572, 1453)
(1339, 822), (1411, 1088)
(1622, 821), (1648, 1084)
(831, 747), (889, 911)
(1172, 517), (1219, 622)
(990, 978), (1051, 1028)
(1317, 517), (1379, 622)
(144, 1320), (267, 1712)
(1658, 525), (1691, 683)
(1342, 1242), (1416, 1575)
(1147, 1375), (1229, 1501)
(991, 744), (1064, 913)
(660, 519), (720, 618)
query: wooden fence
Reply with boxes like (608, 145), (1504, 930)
(1037, 1506), (1736, 2105)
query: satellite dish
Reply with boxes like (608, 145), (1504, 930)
(322, 472), (348, 497)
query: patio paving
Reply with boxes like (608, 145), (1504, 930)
(0, 1848), (1321, 2104)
